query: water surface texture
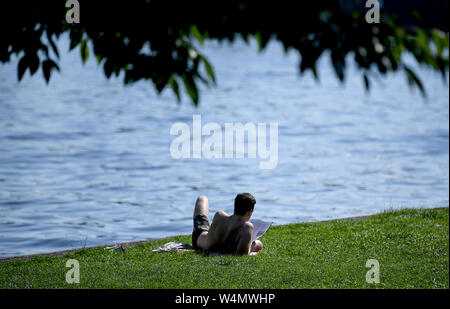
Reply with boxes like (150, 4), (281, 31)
(0, 37), (448, 257)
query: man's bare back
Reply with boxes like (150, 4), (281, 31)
(192, 194), (263, 255)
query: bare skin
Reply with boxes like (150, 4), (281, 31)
(193, 195), (263, 255)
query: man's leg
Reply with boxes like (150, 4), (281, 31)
(193, 196), (210, 249)
(193, 195), (210, 221)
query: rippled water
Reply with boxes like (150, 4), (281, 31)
(0, 36), (448, 258)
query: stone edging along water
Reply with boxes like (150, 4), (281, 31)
(1, 207), (447, 263)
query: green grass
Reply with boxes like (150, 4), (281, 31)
(1, 207), (448, 289)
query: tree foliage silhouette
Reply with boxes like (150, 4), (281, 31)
(1, 0), (448, 105)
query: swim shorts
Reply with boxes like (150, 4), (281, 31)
(192, 214), (210, 250)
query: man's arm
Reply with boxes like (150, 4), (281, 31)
(235, 222), (254, 255)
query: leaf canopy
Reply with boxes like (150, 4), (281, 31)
(1, 0), (448, 104)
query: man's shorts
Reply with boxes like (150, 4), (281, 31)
(192, 214), (210, 250)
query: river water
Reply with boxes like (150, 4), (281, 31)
(0, 36), (448, 258)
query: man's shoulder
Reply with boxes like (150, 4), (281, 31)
(214, 210), (228, 218)
(241, 221), (254, 231)
(233, 220), (253, 235)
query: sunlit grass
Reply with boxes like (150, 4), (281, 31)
(0, 207), (448, 289)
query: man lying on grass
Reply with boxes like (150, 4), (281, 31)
(192, 193), (263, 255)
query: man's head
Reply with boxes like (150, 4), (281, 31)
(234, 193), (256, 217)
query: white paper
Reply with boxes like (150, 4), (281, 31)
(250, 219), (272, 242)
(152, 242), (193, 252)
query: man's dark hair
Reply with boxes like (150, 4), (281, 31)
(234, 193), (256, 216)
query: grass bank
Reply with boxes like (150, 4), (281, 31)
(1, 207), (448, 289)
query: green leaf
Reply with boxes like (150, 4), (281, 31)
(404, 65), (426, 97)
(104, 60), (113, 78)
(200, 55), (216, 84)
(310, 64), (318, 80)
(17, 55), (28, 81)
(254, 32), (270, 51)
(182, 74), (199, 105)
(46, 31), (59, 58)
(331, 52), (345, 81)
(80, 39), (89, 63)
(96, 55), (103, 65)
(29, 54), (40, 75)
(416, 29), (430, 54)
(190, 25), (204, 44)
(363, 73), (370, 91)
(168, 75), (181, 103)
(69, 29), (82, 51)
(154, 75), (169, 93)
(431, 29), (448, 57)
(42, 59), (60, 83)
